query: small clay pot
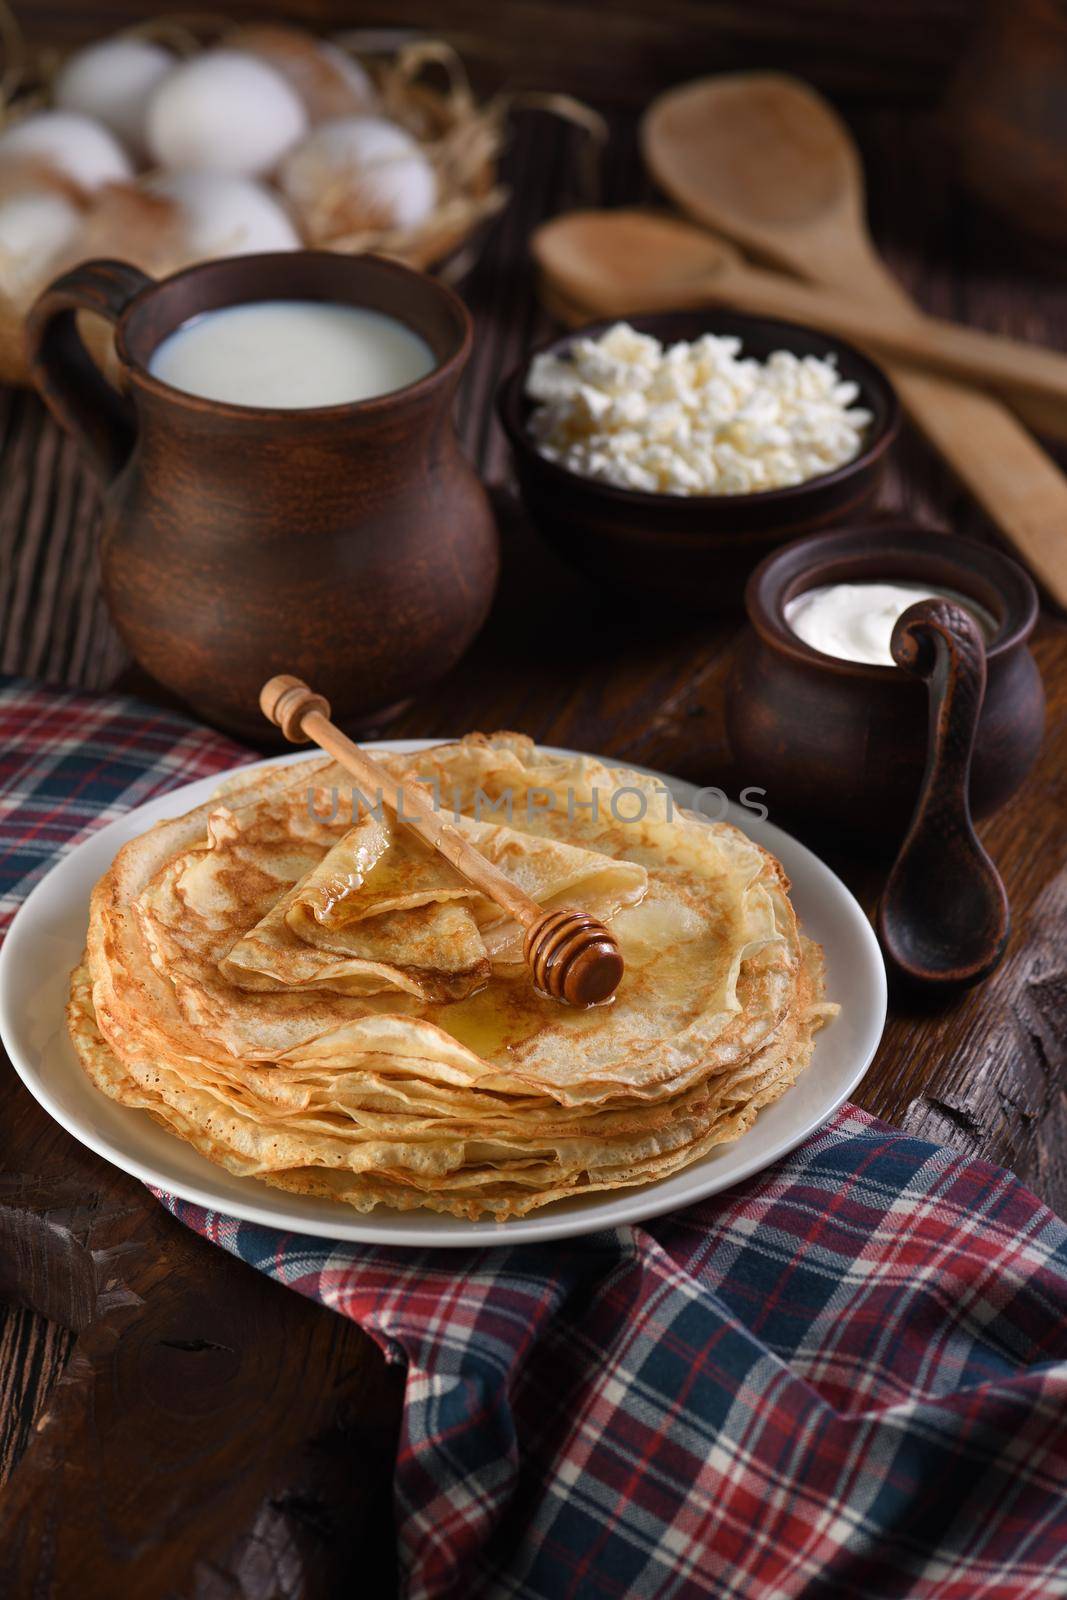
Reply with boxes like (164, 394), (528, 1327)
(726, 522), (1044, 848)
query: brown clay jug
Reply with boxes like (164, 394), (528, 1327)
(26, 251), (499, 740)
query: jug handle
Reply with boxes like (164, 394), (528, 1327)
(25, 259), (155, 485)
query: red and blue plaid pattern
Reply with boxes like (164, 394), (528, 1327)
(0, 675), (245, 936)
(161, 1124), (1067, 1600)
(3, 679), (1066, 1599)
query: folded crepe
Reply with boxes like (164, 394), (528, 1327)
(218, 809), (648, 1002)
(70, 734), (837, 1220)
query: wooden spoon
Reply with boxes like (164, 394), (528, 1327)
(877, 601), (1010, 989)
(535, 269), (594, 329)
(533, 209), (1067, 433)
(259, 675), (624, 1007)
(642, 73), (1067, 608)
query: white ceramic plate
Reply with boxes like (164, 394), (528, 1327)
(0, 743), (886, 1247)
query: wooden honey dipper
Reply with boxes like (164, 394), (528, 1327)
(260, 676), (625, 1007)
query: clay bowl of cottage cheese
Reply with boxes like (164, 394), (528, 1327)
(497, 310), (899, 608)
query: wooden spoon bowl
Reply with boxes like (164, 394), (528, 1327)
(533, 209), (742, 313)
(642, 73), (868, 276)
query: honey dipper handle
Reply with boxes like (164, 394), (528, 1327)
(260, 675), (543, 929)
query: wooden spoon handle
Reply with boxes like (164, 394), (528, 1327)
(541, 254), (1067, 440)
(896, 598), (986, 817)
(534, 208), (1067, 441)
(260, 676), (543, 930)
(779, 240), (1067, 609)
(773, 239), (1067, 609)
(692, 266), (1067, 428)
(886, 368), (1067, 611)
(543, 259), (1067, 605)
(877, 600), (1010, 988)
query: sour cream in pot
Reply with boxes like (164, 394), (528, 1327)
(784, 581), (997, 668)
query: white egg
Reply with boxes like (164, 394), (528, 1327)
(146, 49), (309, 177)
(226, 25), (377, 121)
(144, 171), (301, 257)
(0, 110), (133, 193)
(279, 115), (437, 240)
(0, 191), (82, 300)
(54, 37), (174, 154)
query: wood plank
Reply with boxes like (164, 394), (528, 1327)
(17, 1), (978, 107)
(0, 1303), (71, 1487)
(0, 39), (1065, 1588)
(0, 1066), (403, 1595)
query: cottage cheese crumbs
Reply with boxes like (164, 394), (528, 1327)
(525, 322), (875, 496)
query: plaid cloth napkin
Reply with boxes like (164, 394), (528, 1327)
(0, 675), (245, 935)
(3, 677), (1066, 1600)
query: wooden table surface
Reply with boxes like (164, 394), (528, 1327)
(1, 12), (1066, 1595)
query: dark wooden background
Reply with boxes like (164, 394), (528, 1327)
(23, 0), (978, 106)
(2, 2), (1066, 1594)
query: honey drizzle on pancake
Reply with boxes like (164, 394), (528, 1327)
(426, 972), (618, 1059)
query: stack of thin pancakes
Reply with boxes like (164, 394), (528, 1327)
(69, 735), (837, 1219)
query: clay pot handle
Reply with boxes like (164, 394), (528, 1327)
(877, 598), (1010, 989)
(25, 258), (154, 485)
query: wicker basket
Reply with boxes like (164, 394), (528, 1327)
(0, 18), (602, 386)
